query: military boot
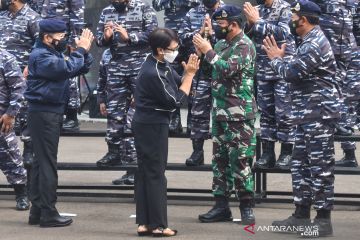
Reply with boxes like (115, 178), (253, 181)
(275, 143), (293, 169)
(272, 204), (311, 232)
(199, 196), (233, 223)
(22, 141), (34, 169)
(334, 124), (353, 136)
(298, 210), (333, 238)
(13, 184), (30, 211)
(62, 109), (79, 133)
(112, 171), (135, 185)
(254, 140), (276, 169)
(185, 139), (204, 166)
(335, 149), (358, 167)
(96, 143), (123, 167)
(169, 110), (183, 134)
(28, 205), (41, 225)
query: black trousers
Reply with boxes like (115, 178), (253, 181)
(28, 111), (62, 212)
(133, 121), (168, 229)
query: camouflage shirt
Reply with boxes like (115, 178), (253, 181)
(270, 26), (340, 124)
(0, 49), (26, 116)
(96, 49), (112, 105)
(205, 31), (257, 122)
(0, 4), (40, 70)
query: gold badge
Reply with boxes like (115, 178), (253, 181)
(221, 10), (228, 18)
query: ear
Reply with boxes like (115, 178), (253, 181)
(156, 47), (164, 55)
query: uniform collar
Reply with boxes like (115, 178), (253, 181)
(227, 31), (244, 45)
(303, 25), (320, 41)
(8, 3), (30, 18)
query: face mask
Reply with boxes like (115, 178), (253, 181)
(163, 50), (179, 63)
(0, 0), (11, 10)
(214, 25), (230, 40)
(203, 0), (217, 9)
(112, 2), (127, 12)
(289, 19), (300, 37)
(256, 0), (266, 5)
(51, 38), (68, 53)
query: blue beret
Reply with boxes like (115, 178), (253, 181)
(39, 19), (67, 33)
(212, 5), (242, 21)
(291, 0), (321, 16)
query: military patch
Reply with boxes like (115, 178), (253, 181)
(222, 10), (228, 18)
(294, 3), (300, 11)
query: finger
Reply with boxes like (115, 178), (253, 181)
(262, 38), (270, 49)
(281, 43), (287, 51)
(270, 35), (277, 47)
(4, 124), (10, 135)
(181, 61), (186, 69)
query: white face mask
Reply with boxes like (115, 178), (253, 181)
(163, 50), (179, 63)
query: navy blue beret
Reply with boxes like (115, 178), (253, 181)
(291, 0), (321, 16)
(212, 5), (242, 21)
(39, 18), (67, 33)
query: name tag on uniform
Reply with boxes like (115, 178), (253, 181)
(104, 14), (119, 23)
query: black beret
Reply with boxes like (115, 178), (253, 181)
(212, 5), (242, 21)
(39, 18), (67, 33)
(291, 0), (321, 16)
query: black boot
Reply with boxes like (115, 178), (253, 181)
(255, 140), (276, 169)
(169, 110), (183, 134)
(96, 143), (123, 167)
(298, 210), (333, 238)
(62, 109), (79, 133)
(198, 196), (233, 223)
(275, 143), (293, 169)
(239, 199), (255, 225)
(185, 139), (204, 166)
(28, 205), (41, 225)
(272, 204), (311, 231)
(112, 171), (135, 185)
(40, 209), (73, 228)
(13, 184), (30, 211)
(22, 141), (34, 169)
(334, 124), (353, 136)
(335, 149), (358, 167)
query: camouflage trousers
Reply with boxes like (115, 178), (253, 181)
(67, 76), (80, 110)
(338, 100), (357, 150)
(189, 78), (211, 140)
(211, 120), (256, 201)
(291, 120), (336, 210)
(257, 79), (295, 143)
(0, 131), (27, 185)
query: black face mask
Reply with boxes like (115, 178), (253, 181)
(0, 0), (11, 10)
(51, 38), (68, 53)
(214, 24), (230, 40)
(203, 0), (217, 9)
(289, 19), (300, 37)
(256, 0), (266, 5)
(112, 2), (127, 12)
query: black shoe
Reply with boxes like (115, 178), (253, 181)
(28, 206), (41, 225)
(14, 184), (29, 211)
(186, 139), (205, 166)
(112, 173), (135, 185)
(275, 143), (293, 169)
(198, 207), (233, 223)
(255, 140), (276, 169)
(240, 207), (255, 225)
(62, 119), (80, 133)
(22, 141), (34, 169)
(169, 112), (183, 134)
(272, 216), (311, 231)
(335, 149), (358, 167)
(96, 144), (122, 167)
(334, 124), (353, 136)
(298, 218), (333, 238)
(40, 210), (73, 228)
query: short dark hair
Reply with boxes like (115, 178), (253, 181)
(300, 14), (320, 25)
(149, 28), (179, 55)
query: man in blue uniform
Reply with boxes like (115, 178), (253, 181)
(263, 0), (340, 237)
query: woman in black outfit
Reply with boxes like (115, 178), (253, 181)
(133, 28), (199, 237)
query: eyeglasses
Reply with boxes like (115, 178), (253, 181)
(166, 45), (179, 52)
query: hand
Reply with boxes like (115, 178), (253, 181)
(243, 2), (260, 25)
(192, 33), (212, 54)
(182, 54), (200, 76)
(262, 35), (286, 60)
(113, 22), (129, 42)
(200, 14), (213, 36)
(23, 66), (28, 79)
(104, 21), (114, 41)
(75, 28), (94, 52)
(194, 45), (202, 57)
(99, 103), (107, 116)
(0, 114), (14, 135)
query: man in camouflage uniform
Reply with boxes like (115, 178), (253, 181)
(179, 0), (224, 166)
(96, 0), (157, 184)
(193, 5), (257, 225)
(0, 48), (29, 211)
(0, 0), (39, 194)
(31, 0), (85, 132)
(152, 0), (201, 134)
(264, 1), (340, 236)
(243, 0), (296, 169)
